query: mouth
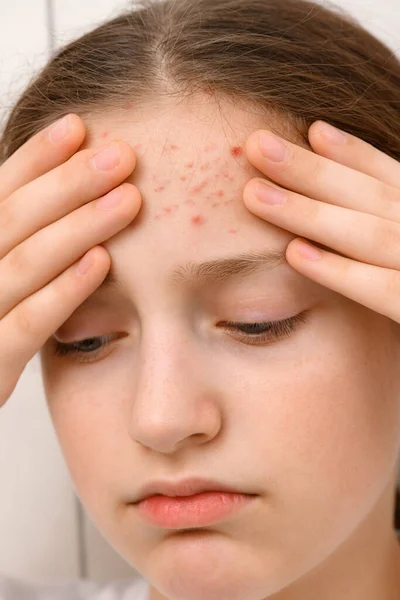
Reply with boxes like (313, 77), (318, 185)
(133, 476), (256, 503)
(134, 490), (257, 529)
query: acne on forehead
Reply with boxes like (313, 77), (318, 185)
(96, 129), (247, 235)
(231, 146), (243, 157)
(150, 143), (242, 232)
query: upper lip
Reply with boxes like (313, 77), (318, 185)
(133, 477), (255, 503)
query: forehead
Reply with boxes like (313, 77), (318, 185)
(84, 100), (254, 173)
(80, 98), (307, 222)
(75, 98), (314, 294)
(82, 96), (305, 169)
(79, 103), (246, 227)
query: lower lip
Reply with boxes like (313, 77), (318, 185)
(135, 492), (256, 528)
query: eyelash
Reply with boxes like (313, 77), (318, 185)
(53, 311), (311, 364)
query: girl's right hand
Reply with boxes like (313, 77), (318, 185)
(0, 113), (141, 408)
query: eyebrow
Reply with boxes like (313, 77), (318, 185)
(96, 247), (289, 295)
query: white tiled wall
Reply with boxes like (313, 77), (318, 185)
(0, 0), (399, 587)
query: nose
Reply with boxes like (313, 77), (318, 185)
(128, 329), (221, 454)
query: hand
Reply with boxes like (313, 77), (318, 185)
(243, 122), (400, 324)
(0, 114), (141, 408)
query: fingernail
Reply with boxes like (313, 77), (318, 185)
(96, 186), (123, 209)
(91, 142), (121, 171)
(316, 122), (347, 145)
(259, 133), (290, 162)
(256, 181), (286, 205)
(49, 115), (72, 142)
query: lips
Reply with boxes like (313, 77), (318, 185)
(135, 491), (257, 528)
(133, 476), (255, 503)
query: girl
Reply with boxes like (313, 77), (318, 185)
(0, 0), (399, 598)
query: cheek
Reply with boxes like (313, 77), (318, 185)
(247, 309), (400, 552)
(48, 393), (131, 553)
(45, 383), (123, 511)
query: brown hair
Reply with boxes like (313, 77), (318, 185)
(1, 0), (400, 529)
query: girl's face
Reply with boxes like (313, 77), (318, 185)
(40, 97), (400, 600)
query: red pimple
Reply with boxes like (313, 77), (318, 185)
(228, 228), (238, 234)
(170, 144), (179, 150)
(180, 176), (187, 182)
(163, 206), (172, 214)
(189, 180), (208, 193)
(231, 146), (243, 157)
(123, 101), (134, 110)
(215, 189), (224, 197)
(101, 131), (110, 139)
(191, 214), (205, 225)
(186, 162), (194, 169)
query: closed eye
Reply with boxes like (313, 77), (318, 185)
(52, 310), (311, 363)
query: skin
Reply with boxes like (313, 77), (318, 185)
(39, 94), (400, 600)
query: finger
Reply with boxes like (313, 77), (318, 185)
(286, 238), (400, 325)
(0, 114), (86, 202)
(243, 179), (400, 271)
(0, 182), (140, 319)
(308, 121), (400, 189)
(0, 245), (111, 383)
(0, 140), (137, 260)
(244, 130), (400, 223)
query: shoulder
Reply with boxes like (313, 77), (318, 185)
(0, 575), (150, 600)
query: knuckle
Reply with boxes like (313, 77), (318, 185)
(375, 179), (399, 213)
(7, 244), (33, 279)
(0, 198), (17, 239)
(14, 301), (37, 337)
(305, 154), (324, 183)
(302, 192), (321, 222)
(375, 219), (400, 251)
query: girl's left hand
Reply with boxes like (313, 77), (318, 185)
(243, 122), (400, 324)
